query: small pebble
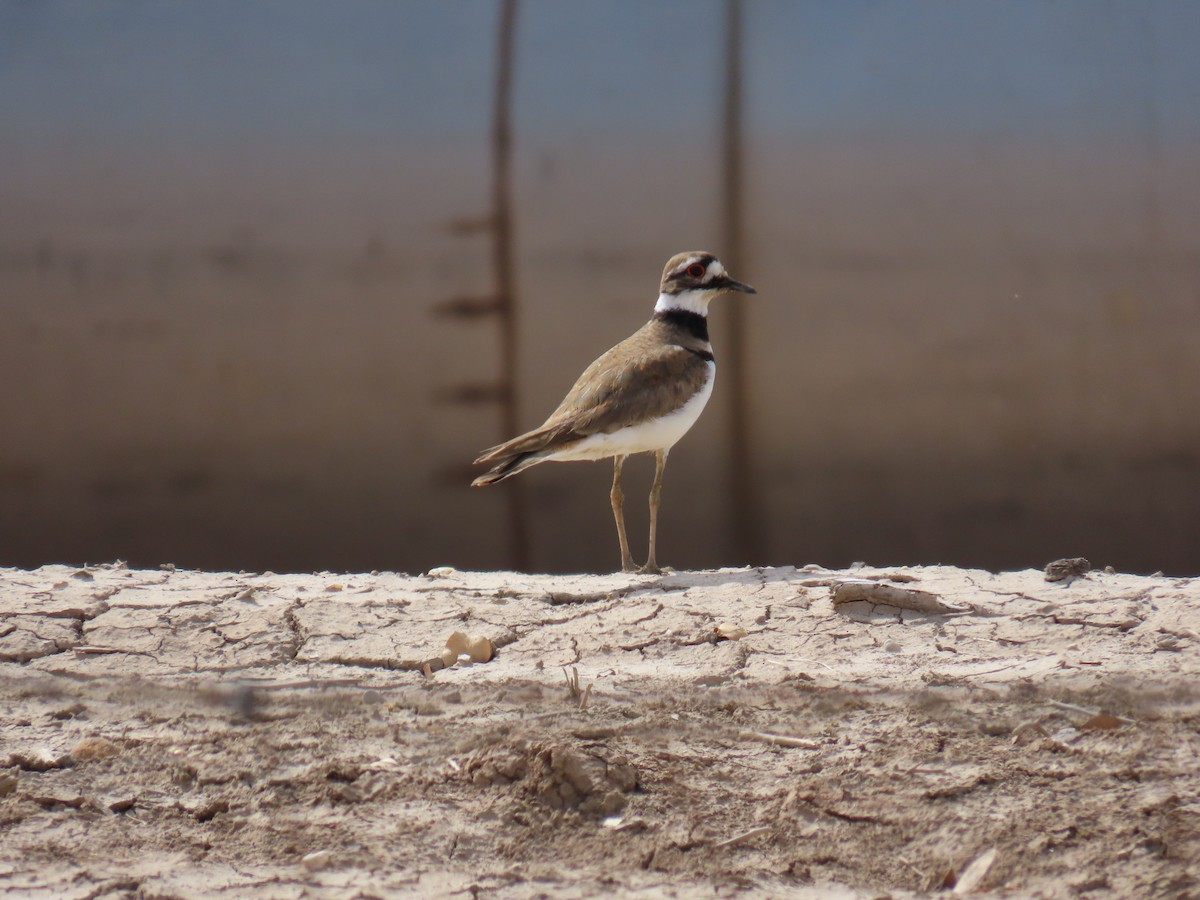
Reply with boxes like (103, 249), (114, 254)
(301, 849), (334, 871)
(71, 737), (120, 762)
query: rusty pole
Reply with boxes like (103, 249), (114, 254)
(491, 0), (531, 570)
(720, 0), (762, 565)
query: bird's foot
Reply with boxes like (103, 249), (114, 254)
(620, 559), (639, 574)
(637, 563), (663, 575)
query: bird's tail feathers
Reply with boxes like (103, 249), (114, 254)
(471, 452), (544, 487)
(472, 422), (581, 486)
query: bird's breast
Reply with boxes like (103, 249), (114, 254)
(552, 361), (715, 460)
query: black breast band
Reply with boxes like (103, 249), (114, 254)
(654, 308), (709, 342)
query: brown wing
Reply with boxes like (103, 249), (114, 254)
(474, 323), (711, 465)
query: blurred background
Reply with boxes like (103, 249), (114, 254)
(2, 1), (1198, 576)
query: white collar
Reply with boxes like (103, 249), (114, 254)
(654, 290), (713, 316)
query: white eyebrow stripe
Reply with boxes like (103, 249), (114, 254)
(704, 260), (725, 281)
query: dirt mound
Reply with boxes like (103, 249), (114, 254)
(467, 740), (639, 815)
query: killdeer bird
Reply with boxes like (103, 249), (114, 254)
(472, 251), (756, 573)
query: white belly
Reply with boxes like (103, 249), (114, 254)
(551, 361), (715, 461)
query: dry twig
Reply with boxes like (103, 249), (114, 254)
(739, 731), (820, 749)
(714, 826), (770, 849)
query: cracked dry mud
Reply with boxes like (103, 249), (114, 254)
(1, 563), (1198, 898)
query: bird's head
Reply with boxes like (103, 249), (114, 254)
(656, 251), (756, 315)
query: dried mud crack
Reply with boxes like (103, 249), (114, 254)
(1, 562), (1198, 898)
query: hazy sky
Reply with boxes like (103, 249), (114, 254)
(2, 0), (1198, 145)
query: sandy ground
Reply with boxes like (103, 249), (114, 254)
(1, 561), (1198, 898)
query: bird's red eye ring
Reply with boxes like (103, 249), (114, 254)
(686, 263), (705, 278)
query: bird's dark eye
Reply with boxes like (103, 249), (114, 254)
(686, 263), (705, 278)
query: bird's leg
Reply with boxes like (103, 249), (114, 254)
(640, 449), (668, 574)
(610, 455), (636, 573)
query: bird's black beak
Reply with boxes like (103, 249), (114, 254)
(714, 275), (756, 294)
